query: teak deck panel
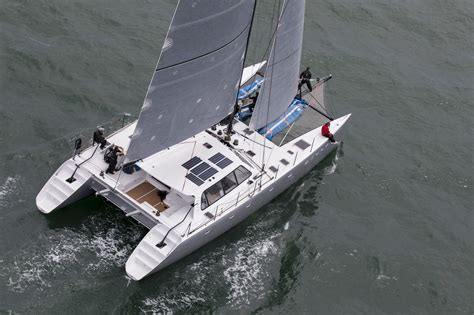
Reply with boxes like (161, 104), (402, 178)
(126, 181), (169, 212)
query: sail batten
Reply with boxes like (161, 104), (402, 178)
(249, 0), (305, 131)
(125, 0), (256, 163)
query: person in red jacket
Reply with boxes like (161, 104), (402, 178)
(321, 122), (335, 143)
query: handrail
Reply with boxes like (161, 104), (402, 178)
(181, 221), (192, 237)
(157, 204), (193, 247)
(188, 176), (272, 234)
(67, 144), (100, 183)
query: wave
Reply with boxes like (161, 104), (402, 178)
(2, 213), (141, 293)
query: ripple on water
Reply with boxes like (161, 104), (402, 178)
(0, 176), (20, 208)
(2, 214), (142, 293)
(140, 220), (284, 313)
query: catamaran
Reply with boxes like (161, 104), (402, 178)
(36, 0), (350, 280)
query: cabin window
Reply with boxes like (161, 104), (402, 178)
(201, 193), (209, 209)
(201, 166), (251, 210)
(234, 166), (251, 184)
(221, 172), (238, 193)
(205, 181), (225, 206)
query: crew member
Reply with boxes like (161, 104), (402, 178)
(321, 122), (335, 143)
(248, 91), (259, 113)
(93, 127), (107, 149)
(298, 67), (313, 93)
(105, 145), (124, 174)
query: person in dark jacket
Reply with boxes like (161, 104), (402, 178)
(93, 127), (107, 149)
(298, 67), (313, 92)
(105, 145), (124, 174)
(321, 122), (335, 143)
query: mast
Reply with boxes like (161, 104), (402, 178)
(249, 0), (305, 131)
(124, 0), (257, 164)
(226, 0), (258, 141)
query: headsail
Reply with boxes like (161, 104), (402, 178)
(303, 77), (331, 127)
(125, 0), (256, 163)
(249, 0), (305, 130)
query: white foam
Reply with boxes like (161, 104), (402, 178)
(222, 234), (280, 307)
(323, 160), (337, 175)
(3, 216), (141, 292)
(141, 295), (205, 314)
(0, 176), (19, 208)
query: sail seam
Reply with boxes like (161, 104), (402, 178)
(156, 21), (252, 72)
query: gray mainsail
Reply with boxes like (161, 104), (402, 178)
(125, 0), (256, 163)
(249, 0), (305, 131)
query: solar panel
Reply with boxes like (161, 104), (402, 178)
(209, 153), (225, 164)
(190, 162), (211, 175)
(199, 167), (218, 180)
(185, 173), (204, 186)
(182, 156), (202, 170)
(216, 157), (232, 169)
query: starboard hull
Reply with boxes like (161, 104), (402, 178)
(125, 114), (350, 280)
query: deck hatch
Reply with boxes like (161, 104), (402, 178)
(269, 166), (278, 172)
(280, 159), (289, 165)
(185, 173), (204, 186)
(182, 156), (202, 169)
(294, 139), (310, 150)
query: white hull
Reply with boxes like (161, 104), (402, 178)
(36, 113), (350, 280)
(144, 129), (340, 275)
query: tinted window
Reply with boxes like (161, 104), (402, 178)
(234, 166), (251, 184)
(201, 166), (252, 210)
(204, 181), (224, 206)
(221, 172), (238, 193)
(201, 193), (209, 209)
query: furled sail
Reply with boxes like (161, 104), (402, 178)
(249, 0), (305, 130)
(125, 0), (256, 163)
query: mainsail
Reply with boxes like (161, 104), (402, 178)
(249, 0), (305, 130)
(125, 0), (256, 163)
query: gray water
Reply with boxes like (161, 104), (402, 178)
(1, 0), (473, 313)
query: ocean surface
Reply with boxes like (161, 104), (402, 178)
(0, 0), (473, 313)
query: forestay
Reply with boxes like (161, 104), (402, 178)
(249, 0), (305, 130)
(303, 79), (330, 127)
(125, 0), (256, 163)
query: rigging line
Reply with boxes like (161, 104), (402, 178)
(304, 87), (334, 120)
(113, 166), (124, 191)
(305, 86), (328, 113)
(249, 0), (284, 155)
(257, 0), (284, 64)
(262, 0), (289, 170)
(233, 130), (272, 149)
(227, 0), (257, 136)
(278, 121), (296, 147)
(0, 114), (133, 158)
